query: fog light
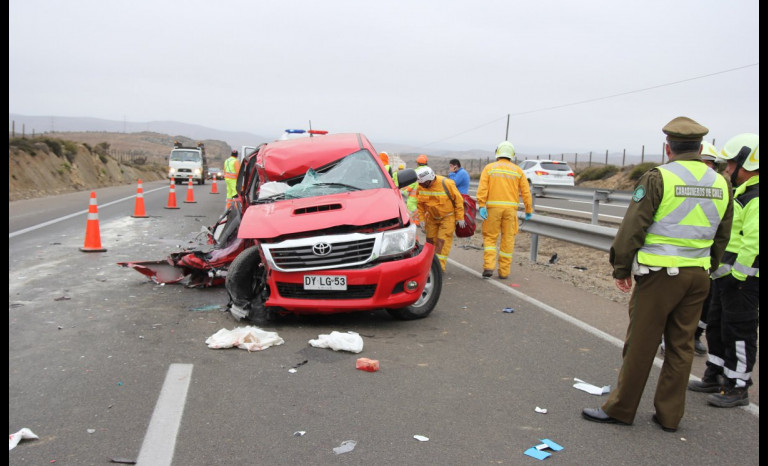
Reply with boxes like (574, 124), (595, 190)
(405, 280), (419, 292)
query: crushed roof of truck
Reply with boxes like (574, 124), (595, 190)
(260, 133), (374, 181)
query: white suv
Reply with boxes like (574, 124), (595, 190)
(520, 160), (574, 187)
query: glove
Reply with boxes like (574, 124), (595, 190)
(524, 212), (533, 221)
(478, 207), (488, 220)
(456, 220), (466, 229)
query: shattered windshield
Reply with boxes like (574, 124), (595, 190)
(170, 150), (201, 163)
(284, 150), (387, 199)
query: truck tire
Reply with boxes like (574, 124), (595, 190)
(225, 245), (265, 321)
(386, 254), (442, 320)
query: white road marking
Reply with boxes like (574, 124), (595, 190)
(136, 364), (194, 465)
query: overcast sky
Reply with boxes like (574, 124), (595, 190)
(9, 0), (759, 155)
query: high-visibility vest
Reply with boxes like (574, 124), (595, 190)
(711, 175), (759, 280)
(224, 156), (239, 180)
(637, 161), (729, 269)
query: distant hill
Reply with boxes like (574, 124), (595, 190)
(8, 113), (495, 162)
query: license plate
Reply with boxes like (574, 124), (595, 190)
(304, 275), (347, 290)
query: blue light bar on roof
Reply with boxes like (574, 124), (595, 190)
(285, 129), (306, 134)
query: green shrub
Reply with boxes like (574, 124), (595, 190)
(628, 162), (659, 181)
(9, 137), (38, 156)
(42, 138), (63, 157)
(577, 165), (619, 182)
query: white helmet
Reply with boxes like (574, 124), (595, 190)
(415, 165), (435, 183)
(700, 141), (721, 163)
(720, 133), (759, 171)
(496, 141), (515, 159)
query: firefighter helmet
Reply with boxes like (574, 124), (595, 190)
(496, 141), (515, 159)
(415, 165), (435, 183)
(700, 141), (720, 162)
(720, 133), (759, 171)
(379, 152), (389, 165)
(416, 154), (428, 165)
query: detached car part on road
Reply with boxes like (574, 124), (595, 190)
(225, 133), (441, 322)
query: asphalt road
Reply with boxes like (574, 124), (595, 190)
(9, 181), (759, 465)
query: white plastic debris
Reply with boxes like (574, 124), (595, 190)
(573, 377), (611, 395)
(308, 331), (363, 353)
(413, 435), (430, 442)
(205, 326), (285, 352)
(333, 440), (357, 454)
(293, 431), (306, 437)
(535, 407), (548, 414)
(9, 428), (38, 451)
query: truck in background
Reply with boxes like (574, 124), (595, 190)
(168, 141), (208, 185)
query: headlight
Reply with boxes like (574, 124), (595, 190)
(379, 224), (416, 257)
(169, 167), (175, 174)
(194, 168), (202, 175)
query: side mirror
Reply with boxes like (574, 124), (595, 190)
(395, 168), (417, 188)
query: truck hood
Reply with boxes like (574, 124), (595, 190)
(238, 188), (409, 239)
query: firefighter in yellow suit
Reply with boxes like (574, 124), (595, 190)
(224, 149), (240, 209)
(476, 141), (533, 279)
(415, 165), (465, 271)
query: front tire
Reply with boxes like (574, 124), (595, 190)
(225, 245), (265, 321)
(386, 254), (442, 320)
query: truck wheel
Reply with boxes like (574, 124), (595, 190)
(386, 254), (442, 320)
(225, 245), (264, 321)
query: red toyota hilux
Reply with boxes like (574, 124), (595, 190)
(225, 132), (441, 322)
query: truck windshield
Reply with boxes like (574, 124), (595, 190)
(170, 150), (201, 163)
(284, 150), (387, 199)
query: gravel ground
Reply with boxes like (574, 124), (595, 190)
(459, 224), (630, 307)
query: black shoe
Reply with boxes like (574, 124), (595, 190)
(687, 375), (722, 393)
(482, 269), (493, 279)
(707, 386), (749, 408)
(694, 338), (707, 355)
(652, 414), (677, 432)
(581, 408), (628, 425)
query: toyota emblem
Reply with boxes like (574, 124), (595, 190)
(312, 242), (332, 256)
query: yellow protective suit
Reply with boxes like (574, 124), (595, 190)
(476, 158), (533, 277)
(416, 175), (464, 271)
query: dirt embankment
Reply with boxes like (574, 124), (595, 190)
(9, 139), (168, 201)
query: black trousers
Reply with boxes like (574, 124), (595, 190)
(704, 275), (760, 388)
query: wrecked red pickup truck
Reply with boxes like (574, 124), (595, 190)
(225, 132), (441, 322)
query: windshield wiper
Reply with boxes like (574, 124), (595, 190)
(312, 182), (361, 191)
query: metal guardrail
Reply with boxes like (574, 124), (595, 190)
(516, 211), (617, 261)
(467, 183), (626, 260)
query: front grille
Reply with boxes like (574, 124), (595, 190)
(269, 238), (376, 270)
(276, 283), (376, 299)
(177, 168), (192, 173)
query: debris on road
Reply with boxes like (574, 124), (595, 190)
(206, 326), (285, 352)
(9, 427), (38, 451)
(308, 331), (363, 353)
(333, 440), (357, 455)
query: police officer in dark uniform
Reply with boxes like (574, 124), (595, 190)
(582, 116), (734, 432)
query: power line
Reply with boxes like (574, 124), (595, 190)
(421, 63), (759, 148)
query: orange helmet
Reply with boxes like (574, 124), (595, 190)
(416, 154), (428, 165)
(379, 152), (389, 165)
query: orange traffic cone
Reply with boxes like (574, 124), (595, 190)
(184, 176), (197, 203)
(80, 191), (106, 252)
(210, 175), (219, 194)
(165, 179), (180, 209)
(131, 179), (148, 218)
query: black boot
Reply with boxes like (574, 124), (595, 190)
(688, 368), (723, 393)
(707, 385), (749, 408)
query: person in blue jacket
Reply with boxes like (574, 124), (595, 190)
(448, 159), (470, 195)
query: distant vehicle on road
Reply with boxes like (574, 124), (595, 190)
(207, 167), (223, 180)
(520, 160), (575, 187)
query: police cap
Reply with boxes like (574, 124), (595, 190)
(662, 116), (708, 142)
